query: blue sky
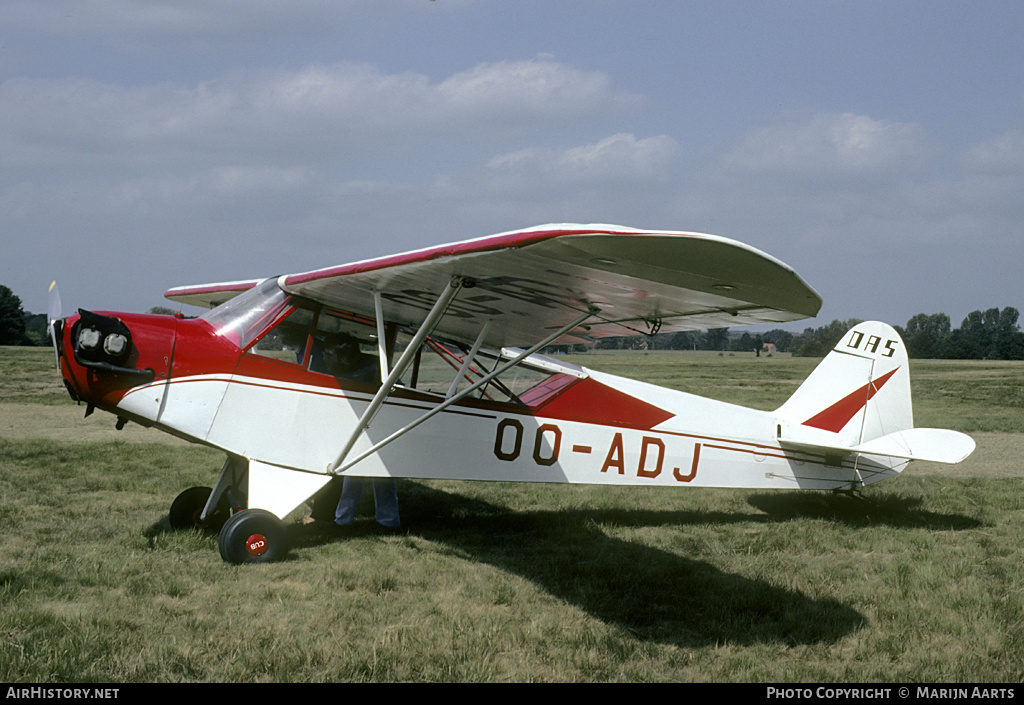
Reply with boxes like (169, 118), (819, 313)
(3, 1), (1022, 332)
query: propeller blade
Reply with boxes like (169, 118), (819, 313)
(48, 280), (62, 368)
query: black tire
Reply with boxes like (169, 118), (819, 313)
(169, 486), (229, 532)
(218, 509), (289, 564)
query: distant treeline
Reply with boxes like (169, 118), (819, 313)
(574, 307), (1024, 360)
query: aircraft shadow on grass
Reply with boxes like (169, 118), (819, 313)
(147, 477), (983, 646)
(745, 491), (983, 531)
(286, 482), (944, 648)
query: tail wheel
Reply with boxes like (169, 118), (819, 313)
(218, 509), (289, 564)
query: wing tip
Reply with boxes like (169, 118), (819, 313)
(164, 279), (262, 309)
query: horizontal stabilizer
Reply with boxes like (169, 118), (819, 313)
(780, 428), (975, 465)
(851, 428), (976, 464)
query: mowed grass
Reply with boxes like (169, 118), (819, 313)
(0, 345), (69, 404)
(1, 347), (1023, 682)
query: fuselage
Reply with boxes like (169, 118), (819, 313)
(56, 299), (902, 498)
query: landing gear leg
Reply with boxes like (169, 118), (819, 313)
(834, 458), (872, 504)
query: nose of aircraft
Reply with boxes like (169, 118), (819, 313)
(58, 309), (177, 414)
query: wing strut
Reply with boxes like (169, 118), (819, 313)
(330, 307), (595, 475)
(373, 291), (390, 381)
(329, 276), (467, 474)
(446, 319), (492, 398)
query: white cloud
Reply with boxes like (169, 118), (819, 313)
(0, 55), (655, 312)
(0, 58), (637, 172)
(487, 133), (679, 185)
(437, 60), (639, 118)
(722, 112), (928, 176)
(963, 129), (1024, 171)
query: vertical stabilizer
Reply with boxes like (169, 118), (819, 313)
(775, 321), (912, 449)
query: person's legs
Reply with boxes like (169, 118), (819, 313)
(334, 476), (366, 525)
(371, 478), (400, 528)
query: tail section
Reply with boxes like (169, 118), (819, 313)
(776, 322), (974, 465)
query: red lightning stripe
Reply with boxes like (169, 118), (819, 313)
(802, 368), (899, 433)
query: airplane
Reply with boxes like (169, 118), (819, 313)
(49, 224), (976, 564)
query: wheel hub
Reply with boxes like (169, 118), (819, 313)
(246, 533), (268, 557)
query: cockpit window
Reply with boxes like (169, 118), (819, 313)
(308, 308), (381, 385)
(200, 278), (289, 350)
(393, 333), (584, 407)
(248, 303), (315, 362)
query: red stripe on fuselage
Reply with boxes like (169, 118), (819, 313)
(802, 368), (899, 433)
(532, 377), (675, 430)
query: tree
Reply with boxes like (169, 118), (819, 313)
(703, 328), (730, 352)
(947, 307), (1024, 360)
(731, 331), (755, 353)
(792, 319), (862, 357)
(23, 312), (49, 346)
(989, 307), (1024, 360)
(0, 285), (29, 345)
(762, 329), (795, 353)
(902, 312), (951, 359)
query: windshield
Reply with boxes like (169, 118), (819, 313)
(200, 278), (290, 350)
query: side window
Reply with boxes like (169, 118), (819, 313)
(308, 309), (382, 386)
(391, 332), (555, 404)
(390, 331), (578, 407)
(247, 303), (315, 365)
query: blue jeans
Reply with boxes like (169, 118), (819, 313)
(335, 477), (400, 527)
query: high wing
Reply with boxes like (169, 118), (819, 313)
(166, 224), (821, 348)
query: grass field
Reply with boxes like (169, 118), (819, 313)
(1, 346), (1022, 682)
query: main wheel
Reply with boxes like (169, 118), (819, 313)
(169, 486), (229, 532)
(218, 509), (289, 564)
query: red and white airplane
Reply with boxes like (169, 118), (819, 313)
(50, 224), (975, 563)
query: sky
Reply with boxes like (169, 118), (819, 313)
(3, 0), (1022, 333)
